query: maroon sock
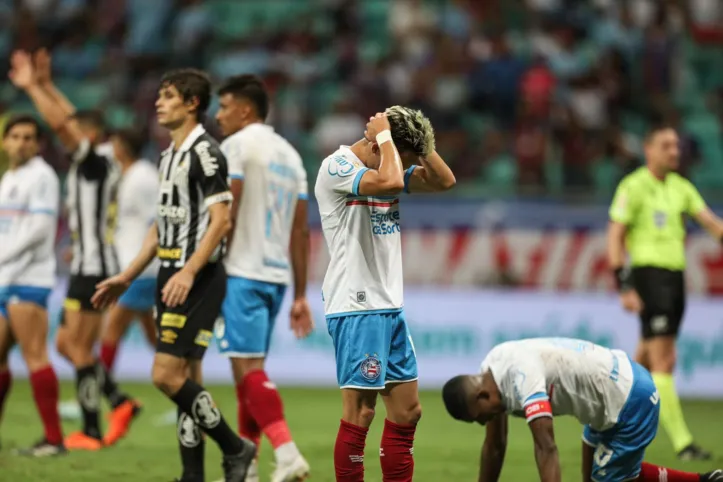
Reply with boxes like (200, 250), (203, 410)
(30, 366), (63, 444)
(639, 462), (701, 481)
(380, 419), (416, 481)
(334, 420), (368, 482)
(243, 370), (293, 448)
(0, 369), (11, 423)
(99, 341), (118, 372)
(235, 382), (260, 447)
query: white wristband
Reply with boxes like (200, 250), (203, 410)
(376, 130), (392, 145)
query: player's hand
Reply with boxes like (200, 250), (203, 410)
(8, 50), (36, 89)
(33, 48), (52, 86)
(620, 289), (643, 314)
(364, 113), (391, 143)
(162, 269), (194, 308)
(92, 273), (132, 310)
(290, 297), (314, 339)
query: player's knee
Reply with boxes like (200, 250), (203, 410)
(357, 405), (376, 426)
(21, 345), (49, 372)
(151, 363), (185, 396)
(395, 402), (422, 426)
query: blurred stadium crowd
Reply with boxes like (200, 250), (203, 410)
(0, 0), (722, 200)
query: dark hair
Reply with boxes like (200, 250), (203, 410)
(217, 74), (269, 121)
(3, 114), (42, 140)
(160, 68), (212, 121)
(111, 128), (145, 159)
(644, 123), (676, 143)
(72, 109), (106, 133)
(442, 375), (472, 421)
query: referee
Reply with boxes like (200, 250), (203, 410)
(92, 69), (254, 482)
(607, 124), (723, 461)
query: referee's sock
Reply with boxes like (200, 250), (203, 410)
(171, 379), (247, 456)
(652, 373), (694, 453)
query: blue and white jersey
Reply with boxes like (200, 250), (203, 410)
(0, 156), (60, 288)
(481, 337), (635, 432)
(315, 146), (407, 317)
(222, 123), (307, 285)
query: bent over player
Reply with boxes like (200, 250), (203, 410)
(608, 125), (723, 460)
(215, 74), (313, 482)
(315, 108), (455, 481)
(93, 69), (255, 482)
(0, 115), (65, 456)
(442, 338), (723, 482)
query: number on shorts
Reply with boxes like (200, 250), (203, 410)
(594, 444), (614, 467)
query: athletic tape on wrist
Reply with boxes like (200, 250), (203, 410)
(376, 130), (392, 145)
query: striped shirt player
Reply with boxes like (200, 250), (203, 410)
(65, 139), (121, 312)
(217, 123), (308, 357)
(155, 123), (232, 358)
(442, 338), (723, 482)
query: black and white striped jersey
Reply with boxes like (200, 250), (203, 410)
(66, 140), (121, 277)
(156, 124), (233, 270)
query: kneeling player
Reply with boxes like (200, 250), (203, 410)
(442, 337), (723, 482)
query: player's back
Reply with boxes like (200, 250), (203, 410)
(482, 337), (635, 430)
(223, 124), (307, 285)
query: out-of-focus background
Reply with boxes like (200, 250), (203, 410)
(2, 1), (723, 480)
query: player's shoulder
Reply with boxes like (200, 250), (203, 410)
(667, 172), (697, 190)
(126, 160), (158, 184)
(320, 147), (364, 177)
(191, 133), (226, 175)
(29, 157), (60, 183)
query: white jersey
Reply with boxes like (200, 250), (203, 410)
(116, 160), (160, 279)
(481, 337), (634, 431)
(222, 124), (307, 285)
(315, 146), (408, 317)
(0, 157), (60, 288)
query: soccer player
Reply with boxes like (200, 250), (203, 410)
(92, 68), (255, 482)
(315, 108), (455, 481)
(442, 338), (723, 482)
(0, 114), (65, 456)
(607, 124), (723, 460)
(99, 128), (159, 372)
(214, 74), (314, 482)
(9, 49), (139, 451)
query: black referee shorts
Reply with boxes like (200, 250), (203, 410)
(155, 262), (226, 360)
(632, 266), (686, 340)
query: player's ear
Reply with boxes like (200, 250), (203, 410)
(371, 142), (380, 155)
(476, 388), (490, 401)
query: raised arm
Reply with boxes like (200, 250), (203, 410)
(356, 113), (405, 196)
(34, 48), (76, 119)
(478, 414), (508, 482)
(405, 150), (456, 193)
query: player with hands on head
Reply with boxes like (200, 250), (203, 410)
(315, 106), (455, 482)
(442, 337), (723, 482)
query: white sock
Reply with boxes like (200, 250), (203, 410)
(275, 441), (301, 465)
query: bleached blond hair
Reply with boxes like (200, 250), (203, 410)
(384, 105), (435, 157)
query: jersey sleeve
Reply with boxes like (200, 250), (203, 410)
(221, 136), (247, 181)
(403, 165), (417, 194)
(488, 351), (551, 423)
(321, 155), (368, 196)
(684, 179), (707, 216)
(27, 169), (60, 216)
(609, 178), (638, 225)
(192, 140), (233, 208)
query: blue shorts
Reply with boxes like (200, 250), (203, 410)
(216, 276), (286, 357)
(118, 277), (156, 312)
(327, 310), (418, 389)
(0, 285), (52, 319)
(583, 360), (660, 482)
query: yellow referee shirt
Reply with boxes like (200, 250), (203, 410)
(609, 167), (707, 271)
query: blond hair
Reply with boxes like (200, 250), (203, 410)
(384, 105), (435, 157)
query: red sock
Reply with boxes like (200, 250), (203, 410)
(380, 419), (416, 481)
(99, 341), (118, 372)
(334, 420), (368, 482)
(243, 370), (293, 448)
(639, 462), (700, 482)
(30, 366), (63, 445)
(235, 382), (261, 448)
(0, 369), (11, 423)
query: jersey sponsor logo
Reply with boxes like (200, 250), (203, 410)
(327, 156), (356, 177)
(160, 312), (186, 328)
(192, 391), (221, 428)
(370, 208), (401, 235)
(160, 329), (178, 344)
(194, 329), (213, 347)
(194, 141), (220, 177)
(158, 205), (188, 224)
(177, 412), (201, 448)
(157, 247), (182, 260)
(360, 353), (382, 381)
(524, 400), (552, 420)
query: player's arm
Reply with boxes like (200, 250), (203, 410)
(121, 222), (159, 281)
(226, 177), (243, 251)
(478, 413), (508, 482)
(528, 417), (561, 482)
(357, 114), (405, 196)
(606, 179), (636, 292)
(290, 197), (309, 300)
(686, 181), (723, 241)
(222, 138), (246, 251)
(581, 440), (595, 482)
(404, 150), (456, 193)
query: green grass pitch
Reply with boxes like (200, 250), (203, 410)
(1, 382), (722, 481)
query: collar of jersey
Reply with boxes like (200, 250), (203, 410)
(168, 124), (206, 153)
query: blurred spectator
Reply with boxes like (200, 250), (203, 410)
(170, 0), (212, 66)
(642, 6), (676, 114)
(519, 56), (556, 119)
(313, 97), (365, 155)
(514, 102), (549, 191)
